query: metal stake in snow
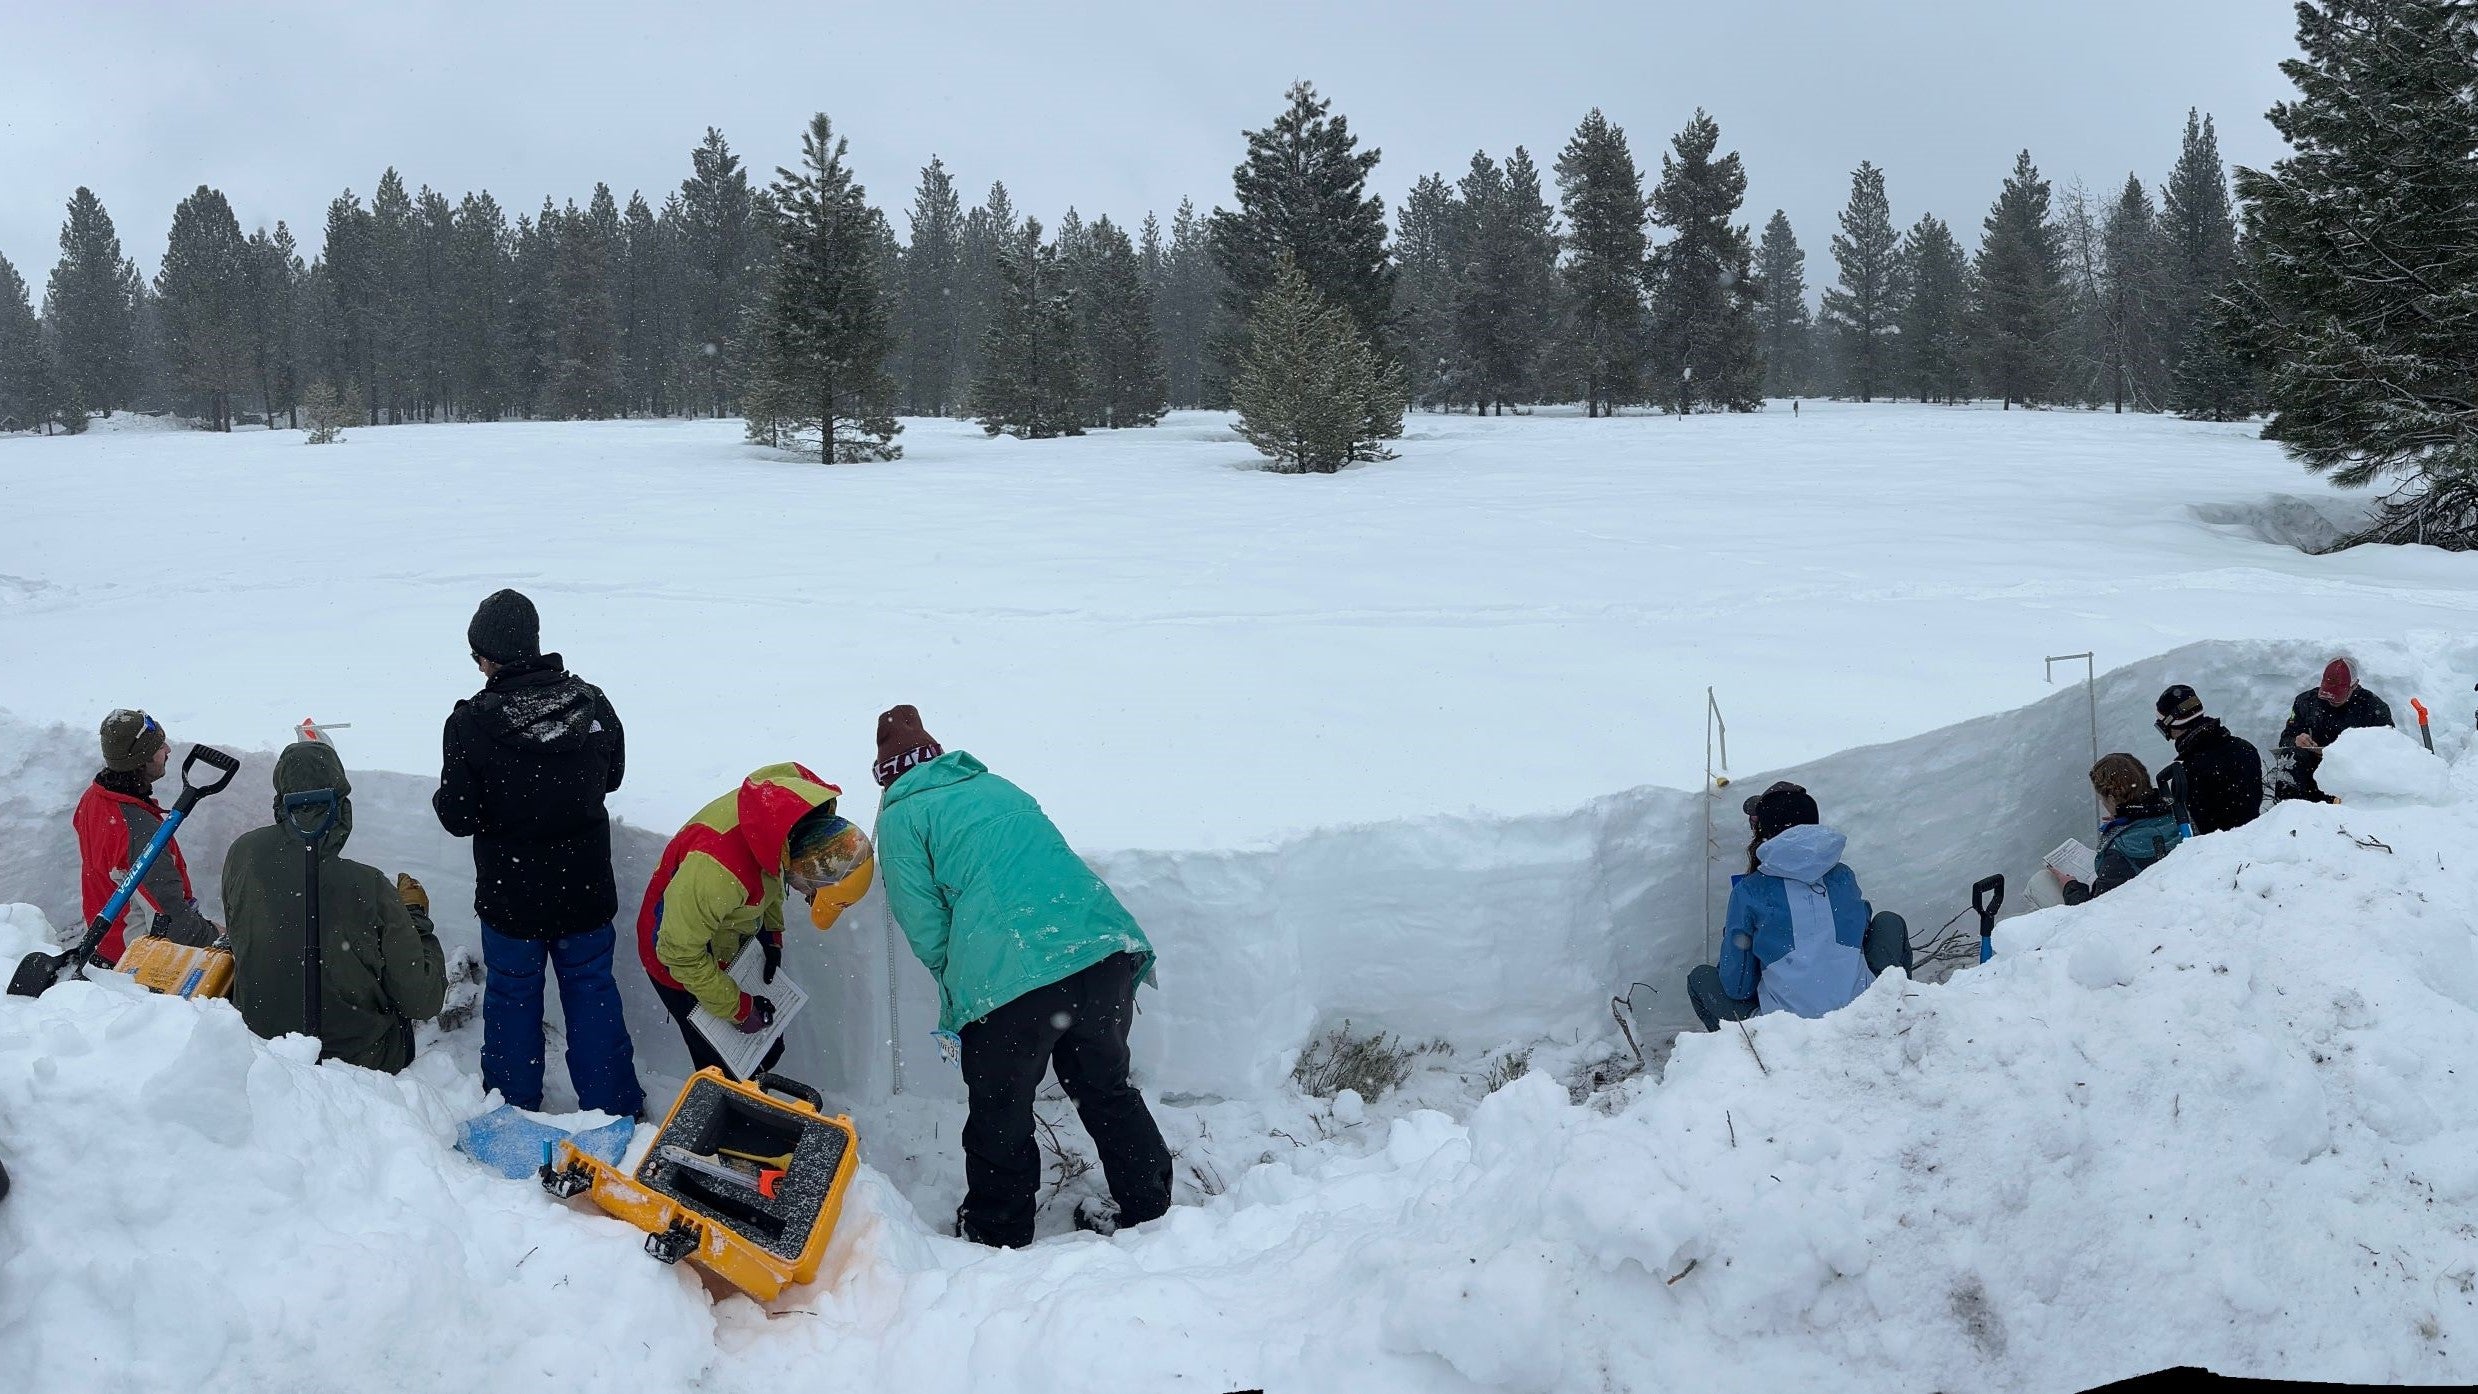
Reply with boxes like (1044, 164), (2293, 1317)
(1703, 687), (1730, 963)
(2045, 652), (2100, 825)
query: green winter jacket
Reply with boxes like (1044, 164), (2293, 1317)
(875, 751), (1154, 1033)
(222, 742), (447, 1074)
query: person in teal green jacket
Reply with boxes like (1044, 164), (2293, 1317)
(871, 704), (1171, 1248)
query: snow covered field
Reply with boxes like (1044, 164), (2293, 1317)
(7, 404), (2478, 1391)
(4, 402), (2467, 849)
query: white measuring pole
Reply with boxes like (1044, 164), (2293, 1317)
(2044, 652), (2100, 825)
(1703, 687), (1730, 962)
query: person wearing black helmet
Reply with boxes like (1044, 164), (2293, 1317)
(2151, 685), (2263, 835)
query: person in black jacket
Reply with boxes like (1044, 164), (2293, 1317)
(434, 589), (644, 1118)
(2272, 658), (2395, 804)
(2152, 685), (2263, 835)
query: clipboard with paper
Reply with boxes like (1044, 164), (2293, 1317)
(2043, 838), (2098, 889)
(688, 942), (807, 1080)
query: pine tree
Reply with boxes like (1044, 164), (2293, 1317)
(1645, 110), (1763, 414)
(409, 186), (457, 419)
(1896, 214), (1972, 404)
(1752, 210), (1813, 399)
(2050, 179), (2108, 407)
(2235, 0), (2478, 546)
(1821, 162), (1903, 402)
(1391, 172), (1464, 409)
(620, 191), (673, 415)
(1231, 255), (1406, 474)
(43, 187), (142, 419)
(318, 189), (379, 420)
(507, 202), (562, 417)
(546, 189), (623, 418)
(0, 253), (41, 431)
(900, 157), (967, 416)
(2162, 109), (2249, 419)
(746, 113), (901, 462)
(971, 218), (1087, 439)
(1160, 197), (1221, 409)
(1209, 82), (1395, 362)
(247, 224), (304, 428)
(1447, 150), (1560, 413)
(2097, 173), (2172, 413)
(1076, 217), (1168, 428)
(447, 193), (512, 420)
(1973, 150), (2066, 409)
(956, 182), (1017, 411)
(155, 185), (254, 429)
(1555, 110), (1649, 416)
(368, 169), (417, 422)
(679, 128), (760, 417)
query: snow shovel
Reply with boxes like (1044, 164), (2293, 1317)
(1972, 875), (2005, 964)
(2412, 699), (2434, 752)
(9, 745), (241, 997)
(281, 788), (341, 1040)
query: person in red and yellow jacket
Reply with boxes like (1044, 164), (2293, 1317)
(74, 708), (219, 965)
(636, 763), (874, 1077)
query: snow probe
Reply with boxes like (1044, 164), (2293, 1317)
(9, 745), (240, 998)
(1972, 874), (2005, 964)
(541, 1068), (857, 1301)
(2412, 699), (2434, 752)
(281, 788), (341, 1039)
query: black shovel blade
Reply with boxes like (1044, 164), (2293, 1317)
(7, 950), (68, 998)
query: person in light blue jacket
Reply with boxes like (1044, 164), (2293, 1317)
(1685, 784), (1893, 1031)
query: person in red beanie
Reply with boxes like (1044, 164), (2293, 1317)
(2272, 658), (2394, 803)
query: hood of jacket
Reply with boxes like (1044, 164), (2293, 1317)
(1756, 823), (1848, 886)
(878, 750), (987, 810)
(270, 739), (354, 857)
(733, 762), (841, 874)
(467, 656), (601, 753)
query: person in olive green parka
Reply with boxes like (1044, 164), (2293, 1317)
(872, 705), (1170, 1249)
(223, 740), (447, 1073)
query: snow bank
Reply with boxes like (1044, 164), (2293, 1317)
(2318, 725), (2454, 807)
(9, 728), (2478, 1391)
(0, 909), (716, 1393)
(9, 636), (2477, 1102)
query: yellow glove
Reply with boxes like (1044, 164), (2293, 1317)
(396, 873), (429, 913)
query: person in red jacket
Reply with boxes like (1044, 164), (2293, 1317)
(73, 708), (219, 965)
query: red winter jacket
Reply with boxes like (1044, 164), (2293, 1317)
(73, 776), (216, 963)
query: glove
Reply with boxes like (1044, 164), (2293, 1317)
(760, 931), (782, 984)
(395, 873), (428, 913)
(735, 994), (777, 1034)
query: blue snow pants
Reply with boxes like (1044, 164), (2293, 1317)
(480, 920), (645, 1118)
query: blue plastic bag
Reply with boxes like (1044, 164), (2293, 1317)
(456, 1104), (634, 1181)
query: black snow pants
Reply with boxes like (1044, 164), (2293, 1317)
(957, 951), (1172, 1248)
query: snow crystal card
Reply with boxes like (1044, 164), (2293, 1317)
(2043, 838), (2098, 887)
(688, 943), (807, 1081)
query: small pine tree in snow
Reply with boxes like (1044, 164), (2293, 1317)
(744, 113), (901, 462)
(301, 380), (350, 443)
(1231, 256), (1406, 474)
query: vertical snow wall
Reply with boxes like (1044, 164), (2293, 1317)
(4, 636), (2471, 1103)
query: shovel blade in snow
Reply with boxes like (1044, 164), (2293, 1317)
(7, 950), (70, 998)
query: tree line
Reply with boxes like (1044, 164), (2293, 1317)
(0, 80), (2264, 451)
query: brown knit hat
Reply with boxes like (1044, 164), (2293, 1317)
(873, 705), (944, 788)
(100, 708), (167, 773)
(2089, 753), (2154, 808)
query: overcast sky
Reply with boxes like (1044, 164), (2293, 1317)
(0, 0), (2300, 291)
